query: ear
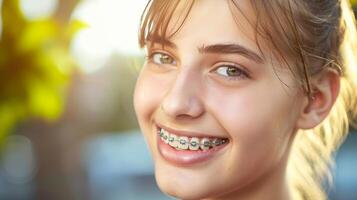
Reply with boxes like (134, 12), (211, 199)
(296, 69), (341, 129)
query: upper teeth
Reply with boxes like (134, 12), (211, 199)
(158, 128), (227, 151)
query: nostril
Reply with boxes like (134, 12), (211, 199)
(160, 100), (205, 119)
(161, 80), (205, 118)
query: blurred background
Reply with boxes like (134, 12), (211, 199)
(0, 0), (356, 200)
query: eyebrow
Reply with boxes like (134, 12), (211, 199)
(146, 35), (178, 49)
(146, 36), (263, 64)
(198, 44), (263, 64)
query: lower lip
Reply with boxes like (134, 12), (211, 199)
(157, 133), (228, 166)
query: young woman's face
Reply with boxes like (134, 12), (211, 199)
(134, 0), (305, 199)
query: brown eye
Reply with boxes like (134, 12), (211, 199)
(152, 52), (176, 65)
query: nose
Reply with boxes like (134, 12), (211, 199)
(161, 70), (204, 119)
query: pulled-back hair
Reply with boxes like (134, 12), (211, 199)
(138, 0), (357, 199)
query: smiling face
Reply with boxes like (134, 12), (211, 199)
(134, 0), (306, 199)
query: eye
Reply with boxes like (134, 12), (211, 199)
(151, 52), (176, 65)
(214, 65), (249, 79)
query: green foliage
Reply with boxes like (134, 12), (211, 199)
(0, 0), (83, 142)
(352, 0), (357, 6)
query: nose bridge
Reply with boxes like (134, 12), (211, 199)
(161, 68), (204, 118)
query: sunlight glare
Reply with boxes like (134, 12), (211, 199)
(71, 0), (147, 74)
(20, 0), (58, 20)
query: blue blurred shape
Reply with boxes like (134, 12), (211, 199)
(0, 135), (36, 200)
(330, 130), (357, 200)
(83, 130), (173, 200)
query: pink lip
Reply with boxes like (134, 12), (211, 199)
(156, 123), (226, 139)
(156, 130), (229, 166)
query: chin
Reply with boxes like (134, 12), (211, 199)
(156, 180), (208, 200)
(154, 165), (220, 200)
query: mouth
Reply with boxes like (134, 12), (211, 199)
(155, 124), (230, 166)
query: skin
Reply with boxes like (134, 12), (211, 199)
(134, 0), (339, 199)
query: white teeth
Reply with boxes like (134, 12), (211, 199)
(178, 136), (189, 150)
(168, 134), (179, 148)
(200, 138), (211, 151)
(158, 128), (227, 150)
(189, 137), (200, 151)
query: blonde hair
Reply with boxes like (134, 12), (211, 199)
(288, 1), (357, 199)
(138, 0), (357, 199)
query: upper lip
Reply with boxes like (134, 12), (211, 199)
(156, 122), (228, 139)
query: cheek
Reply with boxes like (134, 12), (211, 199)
(206, 84), (298, 161)
(134, 70), (166, 155)
(134, 70), (165, 122)
(211, 96), (281, 145)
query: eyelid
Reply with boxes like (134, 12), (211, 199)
(147, 46), (175, 58)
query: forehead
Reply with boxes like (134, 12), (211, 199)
(152, 0), (265, 56)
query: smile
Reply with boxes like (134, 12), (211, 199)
(158, 128), (228, 151)
(156, 125), (229, 166)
